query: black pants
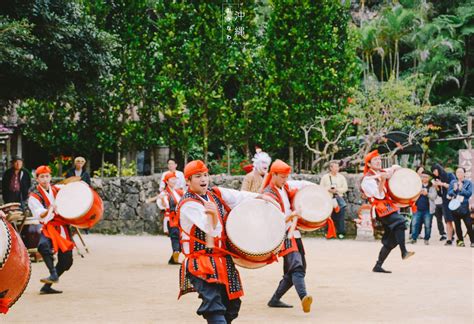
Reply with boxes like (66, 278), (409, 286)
(376, 212), (408, 266)
(434, 205), (446, 236)
(452, 209), (473, 243)
(188, 274), (241, 324)
(169, 226), (181, 252)
(273, 238), (307, 300)
(331, 207), (346, 235)
(38, 233), (73, 286)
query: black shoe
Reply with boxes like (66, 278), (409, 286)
(444, 240), (452, 246)
(372, 265), (392, 273)
(268, 298), (293, 308)
(440, 235), (447, 241)
(40, 287), (63, 295)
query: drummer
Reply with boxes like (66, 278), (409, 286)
(178, 160), (273, 323)
(149, 172), (183, 265)
(360, 150), (415, 274)
(28, 166), (74, 295)
(262, 159), (317, 313)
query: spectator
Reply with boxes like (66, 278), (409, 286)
(432, 185), (447, 241)
(410, 172), (436, 245)
(320, 160), (348, 239)
(1, 156), (31, 207)
(431, 163), (456, 246)
(65, 156), (91, 185)
(447, 167), (473, 247)
(241, 151), (271, 193)
(159, 159), (185, 191)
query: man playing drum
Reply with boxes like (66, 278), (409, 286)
(262, 159), (314, 313)
(177, 160), (273, 323)
(360, 150), (415, 274)
(151, 171), (184, 265)
(28, 166), (74, 295)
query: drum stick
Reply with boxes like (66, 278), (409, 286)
(74, 227), (89, 253)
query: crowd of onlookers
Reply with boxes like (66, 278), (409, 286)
(410, 164), (473, 247)
(1, 156), (91, 208)
(2, 154), (472, 248)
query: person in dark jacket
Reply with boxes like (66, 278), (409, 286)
(1, 156), (31, 207)
(431, 163), (457, 246)
(65, 156), (91, 185)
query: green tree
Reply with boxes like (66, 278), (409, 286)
(264, 0), (359, 167)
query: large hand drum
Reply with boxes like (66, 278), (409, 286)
(226, 199), (286, 269)
(294, 184), (333, 231)
(0, 216), (31, 312)
(56, 181), (103, 229)
(388, 168), (422, 207)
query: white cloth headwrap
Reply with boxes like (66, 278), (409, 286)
(252, 152), (271, 174)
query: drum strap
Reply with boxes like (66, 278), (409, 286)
(42, 220), (75, 253)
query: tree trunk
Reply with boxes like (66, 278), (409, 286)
(184, 151), (188, 165)
(461, 35), (470, 95)
(423, 72), (439, 106)
(380, 55), (385, 81)
(150, 148), (155, 174)
(117, 151), (122, 177)
(101, 152), (105, 177)
(289, 145), (294, 169)
(395, 40), (400, 80)
(58, 159), (63, 178)
(227, 144), (231, 175)
(203, 106), (209, 164)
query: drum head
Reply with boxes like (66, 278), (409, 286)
(448, 199), (460, 211)
(0, 218), (11, 269)
(389, 169), (422, 200)
(56, 182), (93, 219)
(293, 184), (333, 223)
(226, 199), (285, 255)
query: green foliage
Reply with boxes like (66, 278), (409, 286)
(0, 0), (119, 101)
(92, 158), (136, 177)
(264, 0), (359, 151)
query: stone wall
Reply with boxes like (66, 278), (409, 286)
(90, 173), (365, 236)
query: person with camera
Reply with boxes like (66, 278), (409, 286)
(447, 167), (473, 247)
(320, 160), (348, 239)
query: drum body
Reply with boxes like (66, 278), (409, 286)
(388, 168), (422, 207)
(226, 199), (286, 269)
(56, 181), (103, 229)
(294, 184), (333, 231)
(20, 218), (41, 250)
(0, 217), (31, 310)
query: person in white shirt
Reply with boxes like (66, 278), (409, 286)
(360, 150), (414, 274)
(28, 165), (74, 295)
(159, 159), (186, 191)
(320, 160), (349, 239)
(148, 172), (184, 264)
(261, 159), (313, 313)
(177, 160), (273, 323)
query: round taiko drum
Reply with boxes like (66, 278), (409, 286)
(388, 168), (422, 207)
(0, 216), (31, 312)
(294, 184), (333, 231)
(56, 181), (103, 229)
(226, 199), (285, 269)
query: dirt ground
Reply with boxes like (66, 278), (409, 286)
(3, 231), (473, 323)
